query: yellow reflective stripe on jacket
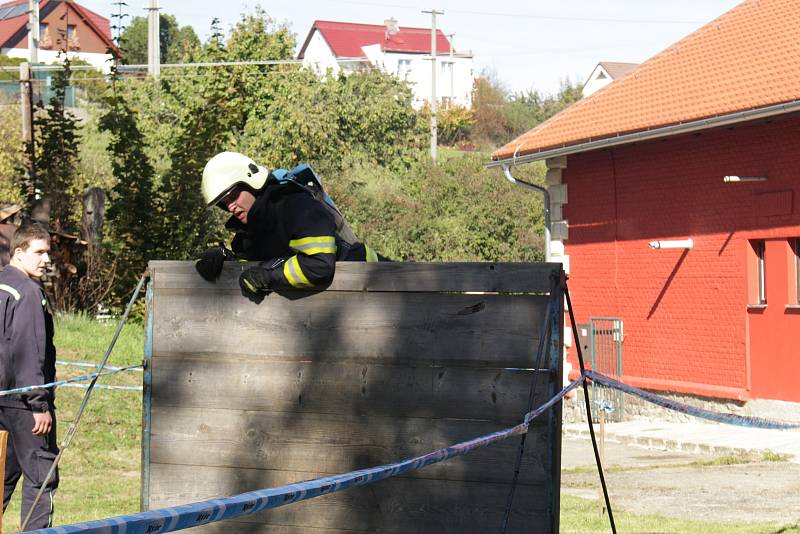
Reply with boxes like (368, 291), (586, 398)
(283, 255), (313, 288)
(365, 245), (379, 263)
(0, 284), (20, 301)
(289, 235), (336, 256)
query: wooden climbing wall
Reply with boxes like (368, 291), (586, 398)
(143, 261), (564, 533)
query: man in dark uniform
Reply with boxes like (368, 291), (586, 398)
(0, 223), (58, 530)
(195, 152), (387, 299)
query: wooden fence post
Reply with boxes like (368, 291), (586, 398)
(0, 430), (7, 533)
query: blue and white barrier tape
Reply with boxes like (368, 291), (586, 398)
(57, 361), (143, 373)
(32, 377), (583, 534)
(59, 384), (143, 391)
(586, 370), (800, 430)
(0, 365), (142, 397)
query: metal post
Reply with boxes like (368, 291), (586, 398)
(422, 9), (443, 163)
(28, 0), (39, 64)
(598, 408), (606, 514)
(20, 61), (35, 202)
(502, 164), (551, 262)
(0, 430), (6, 531)
(448, 33), (454, 103)
(147, 0), (160, 77)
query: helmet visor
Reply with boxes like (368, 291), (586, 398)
(212, 184), (243, 210)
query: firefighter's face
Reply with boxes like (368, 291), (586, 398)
(221, 186), (256, 224)
(13, 238), (50, 279)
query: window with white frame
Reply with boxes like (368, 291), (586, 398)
(756, 240), (766, 305)
(794, 238), (800, 304)
(397, 59), (411, 78)
(440, 61), (453, 76)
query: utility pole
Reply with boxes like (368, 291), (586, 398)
(20, 62), (35, 201)
(422, 9), (443, 163)
(146, 0), (160, 77)
(27, 0), (39, 64)
(448, 32), (454, 104)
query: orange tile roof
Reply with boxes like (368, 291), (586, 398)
(493, 0), (800, 161)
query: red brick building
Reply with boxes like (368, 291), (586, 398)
(491, 0), (800, 402)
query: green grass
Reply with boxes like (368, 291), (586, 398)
(688, 451), (790, 467)
(2, 314), (797, 532)
(3, 313), (144, 531)
(560, 494), (800, 533)
(562, 450), (791, 476)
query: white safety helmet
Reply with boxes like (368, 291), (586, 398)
(201, 151), (270, 207)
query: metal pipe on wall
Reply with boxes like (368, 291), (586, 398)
(502, 164), (551, 262)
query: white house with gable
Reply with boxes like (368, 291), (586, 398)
(298, 18), (474, 109)
(582, 61), (639, 97)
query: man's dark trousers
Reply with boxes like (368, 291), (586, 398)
(0, 406), (58, 530)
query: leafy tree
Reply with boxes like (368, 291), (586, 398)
(98, 6), (543, 276)
(0, 55), (27, 204)
(119, 13), (200, 65)
(99, 70), (159, 294)
(32, 56), (80, 233)
(0, 54), (24, 81)
(470, 73), (509, 147)
(226, 7), (294, 63)
(240, 68), (424, 171)
(168, 25), (202, 62)
(437, 105), (474, 146)
(334, 69), (425, 169)
(327, 152), (545, 262)
(470, 73), (583, 149)
(0, 94), (24, 204)
(68, 58), (107, 104)
(30, 57), (87, 310)
(503, 79), (583, 138)
(238, 67), (341, 168)
(154, 20), (241, 259)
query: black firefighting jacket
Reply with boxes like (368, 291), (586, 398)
(227, 180), (383, 290)
(0, 266), (56, 412)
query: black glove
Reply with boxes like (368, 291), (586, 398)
(195, 246), (234, 282)
(239, 264), (272, 303)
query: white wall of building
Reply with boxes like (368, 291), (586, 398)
(376, 49), (473, 109)
(3, 47), (113, 73)
(301, 30), (348, 76)
(582, 65), (613, 97)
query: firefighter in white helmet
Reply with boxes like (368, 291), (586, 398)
(196, 152), (386, 300)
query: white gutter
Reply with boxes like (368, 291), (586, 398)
(502, 165), (551, 262)
(487, 99), (800, 168)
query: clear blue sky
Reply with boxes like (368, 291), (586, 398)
(81, 0), (742, 95)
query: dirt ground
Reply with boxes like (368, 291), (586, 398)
(561, 437), (800, 525)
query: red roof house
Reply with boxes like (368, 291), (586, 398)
(298, 19), (452, 59)
(298, 19), (473, 108)
(0, 0), (118, 70)
(491, 0), (800, 403)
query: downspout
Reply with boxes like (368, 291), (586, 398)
(502, 164), (551, 262)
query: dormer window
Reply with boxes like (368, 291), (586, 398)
(67, 24), (80, 50)
(39, 23), (52, 49)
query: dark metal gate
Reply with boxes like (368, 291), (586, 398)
(589, 318), (624, 422)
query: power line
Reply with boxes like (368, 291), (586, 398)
(0, 58), (372, 75)
(326, 0), (707, 24)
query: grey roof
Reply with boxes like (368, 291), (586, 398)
(0, 3), (26, 21)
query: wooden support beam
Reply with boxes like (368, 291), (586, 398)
(0, 430), (7, 533)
